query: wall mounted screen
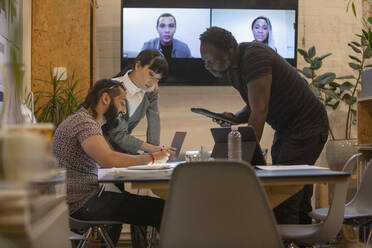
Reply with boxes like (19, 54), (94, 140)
(121, 0), (298, 85)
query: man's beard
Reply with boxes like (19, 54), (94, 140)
(102, 102), (120, 132)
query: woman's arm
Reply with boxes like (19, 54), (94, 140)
(146, 91), (161, 146)
(104, 119), (144, 154)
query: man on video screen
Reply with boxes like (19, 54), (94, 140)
(142, 13), (192, 60)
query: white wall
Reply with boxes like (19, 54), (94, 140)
(96, 0), (363, 164)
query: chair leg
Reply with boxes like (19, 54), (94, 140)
(147, 226), (157, 248)
(77, 227), (92, 248)
(98, 226), (116, 248)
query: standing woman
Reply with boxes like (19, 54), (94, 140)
(251, 16), (277, 52)
(105, 49), (175, 155)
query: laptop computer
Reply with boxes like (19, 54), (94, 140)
(210, 126), (266, 166)
(168, 131), (187, 162)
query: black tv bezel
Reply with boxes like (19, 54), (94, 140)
(121, 0), (298, 85)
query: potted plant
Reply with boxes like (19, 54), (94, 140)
(297, 19), (372, 171)
(34, 68), (82, 128)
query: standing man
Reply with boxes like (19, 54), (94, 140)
(142, 13), (192, 59)
(199, 27), (329, 224)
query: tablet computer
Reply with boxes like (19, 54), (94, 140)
(191, 107), (239, 125)
(210, 126), (266, 166)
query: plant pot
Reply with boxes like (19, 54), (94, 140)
(325, 139), (358, 171)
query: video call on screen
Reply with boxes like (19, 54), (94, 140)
(122, 8), (296, 59)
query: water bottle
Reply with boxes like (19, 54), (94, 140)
(228, 126), (242, 160)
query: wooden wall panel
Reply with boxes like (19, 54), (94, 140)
(31, 0), (94, 107)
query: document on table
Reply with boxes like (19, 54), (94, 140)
(113, 168), (173, 178)
(127, 161), (184, 170)
(112, 161), (185, 178)
(256, 165), (328, 171)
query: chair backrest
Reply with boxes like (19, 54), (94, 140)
(312, 181), (348, 243)
(347, 159), (372, 210)
(159, 160), (283, 248)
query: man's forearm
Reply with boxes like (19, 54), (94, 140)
(235, 105), (251, 123)
(248, 110), (266, 142)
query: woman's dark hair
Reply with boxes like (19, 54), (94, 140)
(80, 78), (125, 118)
(199, 26), (238, 53)
(251, 16), (275, 47)
(114, 49), (168, 78)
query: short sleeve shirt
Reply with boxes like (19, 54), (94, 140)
(229, 42), (328, 137)
(52, 107), (102, 214)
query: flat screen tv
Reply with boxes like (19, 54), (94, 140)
(121, 0), (298, 85)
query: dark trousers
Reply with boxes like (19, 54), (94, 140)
(271, 128), (328, 224)
(71, 190), (164, 247)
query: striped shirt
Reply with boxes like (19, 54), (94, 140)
(52, 108), (101, 214)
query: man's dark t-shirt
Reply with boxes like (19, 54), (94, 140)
(161, 44), (173, 61)
(229, 42), (328, 138)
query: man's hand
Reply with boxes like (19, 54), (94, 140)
(212, 112), (238, 127)
(160, 146), (176, 156)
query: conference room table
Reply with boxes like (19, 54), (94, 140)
(98, 163), (350, 208)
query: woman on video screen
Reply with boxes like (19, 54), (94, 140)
(251, 16), (277, 52)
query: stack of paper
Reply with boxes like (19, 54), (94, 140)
(256, 165), (328, 170)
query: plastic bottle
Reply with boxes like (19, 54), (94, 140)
(228, 126), (242, 160)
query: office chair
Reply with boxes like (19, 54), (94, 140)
(69, 217), (123, 248)
(277, 179), (348, 245)
(310, 154), (372, 229)
(159, 160), (284, 248)
(278, 154), (364, 246)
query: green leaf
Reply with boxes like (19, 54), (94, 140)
(336, 75), (354, 80)
(349, 55), (361, 63)
(323, 89), (339, 100)
(365, 64), (372, 68)
(329, 82), (340, 88)
(311, 87), (320, 98)
(349, 62), (361, 70)
(302, 67), (314, 78)
(311, 58), (322, 70)
(364, 47), (372, 59)
(342, 93), (357, 105)
(327, 100), (340, 110)
(308, 46), (316, 58)
(297, 49), (308, 59)
(314, 72), (336, 85)
(349, 43), (362, 53)
(352, 2), (356, 17)
(368, 17), (372, 25)
(318, 53), (332, 60)
(339, 81), (354, 92)
(351, 41), (361, 47)
(362, 29), (369, 46)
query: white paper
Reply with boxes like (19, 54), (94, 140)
(256, 165), (328, 171)
(113, 168), (173, 178)
(127, 164), (171, 170)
